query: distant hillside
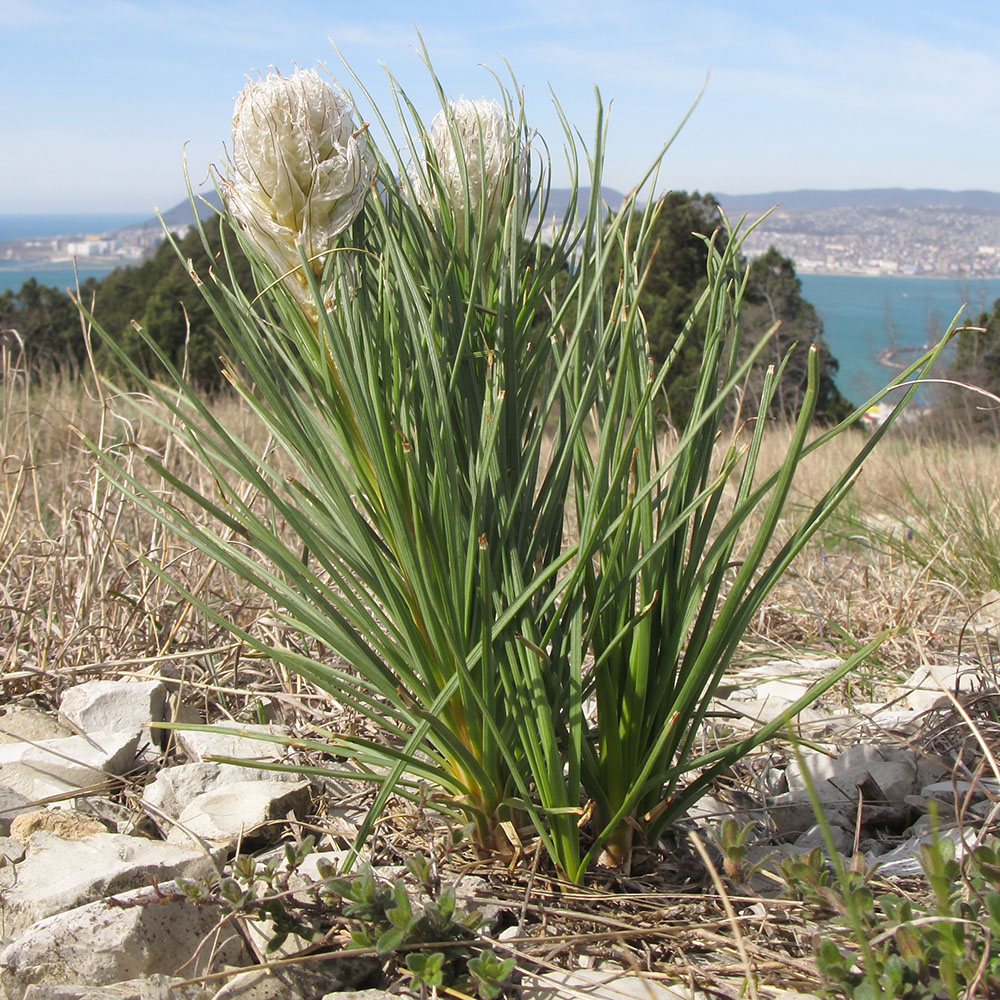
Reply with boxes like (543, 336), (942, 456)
(137, 186), (625, 234)
(716, 188), (1000, 216)
(115, 191), (223, 234)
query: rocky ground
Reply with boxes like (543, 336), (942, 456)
(0, 595), (997, 1000)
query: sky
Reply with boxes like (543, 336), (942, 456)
(3, 0), (1000, 214)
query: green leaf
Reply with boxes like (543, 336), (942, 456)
(406, 950), (445, 986)
(375, 926), (406, 955)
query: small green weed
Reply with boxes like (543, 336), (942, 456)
(780, 835), (1000, 999)
(175, 839), (515, 998)
(712, 817), (760, 881)
(318, 853), (514, 998)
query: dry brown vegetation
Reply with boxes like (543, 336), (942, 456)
(3, 343), (999, 998)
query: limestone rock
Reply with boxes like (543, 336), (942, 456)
(794, 822), (853, 855)
(714, 696), (825, 727)
(173, 725), (290, 765)
(142, 761), (304, 835)
(0, 783), (35, 836)
(9, 809), (106, 842)
(900, 663), (980, 713)
(59, 681), (167, 749)
(166, 780), (311, 849)
(0, 731), (141, 802)
(0, 831), (219, 938)
(292, 849), (349, 884)
(0, 835), (25, 864)
(0, 883), (247, 1000)
(783, 744), (921, 807)
(23, 977), (203, 999)
(915, 778), (999, 809)
(969, 589), (1000, 634)
(318, 993), (395, 1000)
(522, 969), (706, 1000)
(767, 789), (851, 839)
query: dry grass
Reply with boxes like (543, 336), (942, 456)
(3, 350), (999, 997)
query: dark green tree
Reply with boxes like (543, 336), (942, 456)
(1, 216), (252, 389)
(945, 299), (1000, 433)
(743, 246), (852, 423)
(635, 192), (852, 424)
(89, 216), (252, 387)
(0, 277), (85, 373)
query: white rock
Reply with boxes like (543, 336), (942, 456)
(0, 835), (25, 864)
(870, 825), (979, 877)
(293, 849), (349, 883)
(723, 657), (842, 699)
(318, 993), (395, 1000)
(767, 789), (851, 839)
(919, 779), (999, 805)
(142, 761), (307, 834)
(59, 681), (166, 748)
(900, 663), (981, 714)
(969, 589), (1000, 634)
(23, 977), (203, 999)
(173, 724), (290, 764)
(784, 744), (920, 806)
(0, 882), (247, 1000)
(521, 969), (706, 1000)
(714, 696), (826, 727)
(0, 730), (140, 802)
(0, 831), (219, 937)
(794, 823), (853, 855)
(166, 780), (311, 848)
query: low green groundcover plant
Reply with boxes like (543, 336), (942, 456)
(86, 43), (951, 881)
(781, 835), (1000, 999)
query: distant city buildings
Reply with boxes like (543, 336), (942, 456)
(734, 203), (1000, 278)
(3, 193), (1000, 280)
(1, 224), (163, 266)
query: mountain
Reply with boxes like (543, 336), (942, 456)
(112, 190), (224, 235)
(715, 188), (1000, 217)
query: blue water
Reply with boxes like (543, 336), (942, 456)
(0, 262), (123, 295)
(799, 273), (1000, 405)
(0, 213), (148, 241)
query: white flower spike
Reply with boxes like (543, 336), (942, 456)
(228, 68), (372, 314)
(412, 98), (528, 255)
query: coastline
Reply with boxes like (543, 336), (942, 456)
(795, 268), (1000, 280)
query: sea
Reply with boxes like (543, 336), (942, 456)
(3, 214), (1000, 405)
(0, 212), (150, 299)
(0, 213), (147, 242)
(797, 273), (1000, 405)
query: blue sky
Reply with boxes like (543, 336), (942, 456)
(3, 0), (999, 213)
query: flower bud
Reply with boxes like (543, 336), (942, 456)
(410, 98), (527, 255)
(228, 69), (372, 313)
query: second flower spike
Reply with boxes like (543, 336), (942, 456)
(410, 98), (528, 257)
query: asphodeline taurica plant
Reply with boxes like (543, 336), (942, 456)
(93, 45), (952, 883)
(228, 68), (373, 317)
